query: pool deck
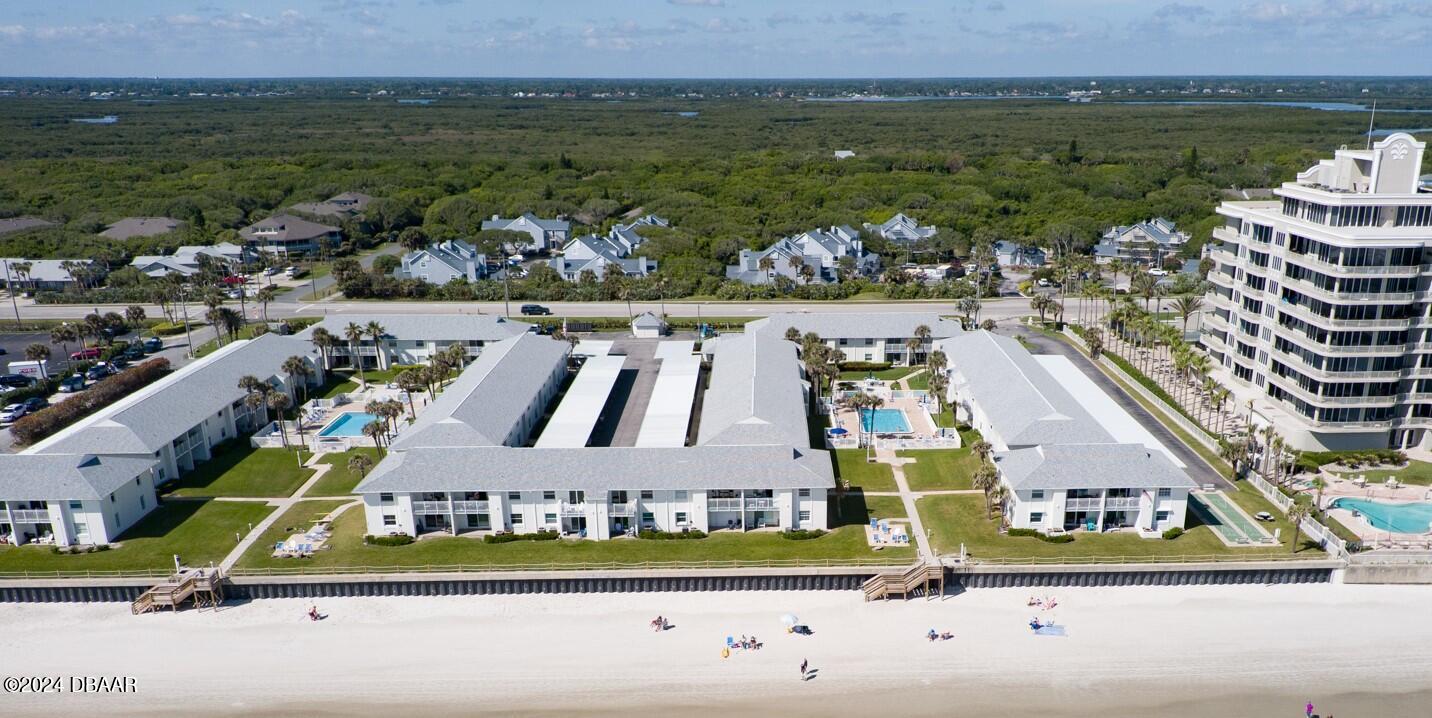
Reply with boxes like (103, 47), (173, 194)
(1311, 473), (1432, 540)
(830, 389), (938, 441)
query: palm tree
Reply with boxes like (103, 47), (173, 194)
(972, 463), (1000, 518)
(267, 391), (293, 447)
(124, 305), (146, 329)
(365, 320), (387, 371)
(1172, 294), (1204, 335)
(1030, 293), (1052, 323)
(757, 254), (776, 280)
(927, 372), (949, 422)
(363, 419), (387, 455)
(958, 297), (981, 326)
(1085, 328), (1104, 358)
(347, 453), (374, 482)
(970, 440), (993, 463)
(310, 327), (336, 370)
(50, 323), (77, 368)
(23, 343), (50, 379)
(343, 322), (366, 385)
(256, 285), (277, 323)
(911, 324), (931, 362)
(395, 369), (424, 418)
(282, 356), (313, 404)
(244, 389), (269, 427)
(784, 326), (801, 343)
(862, 394), (885, 461)
(1286, 502), (1310, 554)
(926, 349), (947, 376)
(1107, 258), (1126, 295)
(990, 483), (1011, 524)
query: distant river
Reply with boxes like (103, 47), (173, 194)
(1119, 100), (1431, 113)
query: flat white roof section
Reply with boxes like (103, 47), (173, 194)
(1032, 355), (1185, 469)
(635, 351), (702, 447)
(534, 355), (626, 448)
(573, 340), (613, 357)
(653, 340), (695, 360)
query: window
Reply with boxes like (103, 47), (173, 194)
(73, 521), (88, 539)
(798, 489), (810, 497)
(1030, 512), (1044, 523)
(110, 495), (116, 503)
(798, 510), (811, 522)
(69, 501), (83, 510)
(641, 512), (654, 524)
(674, 490), (688, 501)
(380, 493), (393, 503)
(1030, 490), (1044, 500)
(508, 491), (521, 500)
(641, 490), (653, 500)
(383, 515), (397, 526)
(675, 511), (688, 525)
(542, 491), (556, 500)
(544, 513), (557, 525)
(139, 496), (146, 510)
(510, 513), (523, 525)
(1155, 510), (1170, 523)
(1158, 488), (1171, 498)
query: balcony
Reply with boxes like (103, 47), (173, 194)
(1280, 274), (1415, 304)
(1276, 301), (1411, 330)
(707, 498), (742, 511)
(609, 501), (636, 518)
(9, 509), (50, 523)
(411, 501), (450, 515)
(1105, 497), (1142, 510)
(745, 497), (776, 510)
(560, 503), (587, 517)
(1265, 373), (1397, 407)
(1065, 497), (1102, 510)
(451, 500), (488, 513)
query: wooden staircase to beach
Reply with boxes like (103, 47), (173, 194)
(862, 562), (945, 602)
(131, 568), (226, 615)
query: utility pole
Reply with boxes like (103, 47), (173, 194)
(502, 268), (511, 319)
(179, 284), (195, 358)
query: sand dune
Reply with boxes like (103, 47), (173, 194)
(3, 583), (1431, 717)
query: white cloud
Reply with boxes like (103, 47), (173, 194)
(667, 0), (725, 6)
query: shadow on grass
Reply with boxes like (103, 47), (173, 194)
(114, 499), (206, 541)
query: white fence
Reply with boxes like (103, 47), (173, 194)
(1246, 471), (1350, 560)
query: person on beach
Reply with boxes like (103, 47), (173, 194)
(927, 629), (938, 642)
(308, 605), (320, 622)
(1305, 702), (1315, 717)
(800, 659), (808, 677)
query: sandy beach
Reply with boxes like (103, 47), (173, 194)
(3, 583), (1431, 717)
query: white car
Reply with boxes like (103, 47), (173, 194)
(0, 403), (26, 424)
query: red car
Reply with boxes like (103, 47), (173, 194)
(69, 347), (102, 361)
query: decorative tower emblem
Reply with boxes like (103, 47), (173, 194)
(1389, 142), (1409, 160)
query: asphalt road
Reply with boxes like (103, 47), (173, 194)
(1001, 323), (1232, 491)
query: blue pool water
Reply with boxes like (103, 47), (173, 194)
(1331, 497), (1432, 534)
(861, 409), (912, 434)
(318, 412), (380, 437)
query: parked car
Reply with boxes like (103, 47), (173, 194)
(86, 364), (113, 381)
(0, 403), (26, 424)
(0, 347), (7, 355)
(109, 357), (130, 370)
(284, 266), (305, 279)
(142, 336), (164, 353)
(520, 304), (552, 316)
(21, 397), (48, 412)
(70, 347), (102, 361)
(0, 373), (34, 389)
(58, 375), (86, 392)
(121, 345), (146, 361)
(262, 266), (279, 277)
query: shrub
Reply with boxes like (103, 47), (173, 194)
(3, 378), (58, 404)
(1162, 526), (1185, 540)
(837, 361), (893, 372)
(363, 533), (414, 546)
(780, 529), (826, 540)
(152, 320), (199, 336)
(1007, 527), (1075, 543)
(9, 357), (171, 445)
(638, 529), (707, 540)
(483, 530), (560, 544)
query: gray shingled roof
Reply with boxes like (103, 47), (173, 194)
(696, 333), (809, 448)
(482, 213), (570, 232)
(935, 331), (1113, 448)
(390, 333), (570, 450)
(0, 454), (158, 501)
(0, 217), (55, 236)
(746, 312), (962, 341)
(355, 445), (833, 493)
(100, 217), (181, 240)
(239, 213), (339, 242)
(632, 312), (664, 328)
(32, 334), (319, 456)
(995, 443), (1196, 491)
(298, 314), (528, 343)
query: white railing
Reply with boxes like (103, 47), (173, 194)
(1106, 497), (1142, 510)
(411, 501), (450, 514)
(745, 497), (775, 510)
(10, 509), (50, 523)
(1065, 498), (1101, 510)
(610, 501), (637, 517)
(451, 501), (489, 513)
(560, 503), (586, 517)
(707, 498), (742, 511)
(1246, 471), (1349, 560)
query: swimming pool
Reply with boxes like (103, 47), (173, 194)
(318, 412), (381, 437)
(1331, 497), (1432, 534)
(860, 408), (912, 434)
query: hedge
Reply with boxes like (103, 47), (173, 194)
(483, 530), (560, 544)
(638, 529), (708, 540)
(1006, 527), (1076, 543)
(152, 320), (200, 336)
(1162, 526), (1185, 540)
(9, 357), (171, 446)
(1300, 449), (1406, 470)
(363, 534), (415, 546)
(837, 361), (893, 372)
(779, 529), (827, 540)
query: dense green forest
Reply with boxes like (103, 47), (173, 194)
(0, 93), (1428, 298)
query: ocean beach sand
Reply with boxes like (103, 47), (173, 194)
(3, 583), (1431, 717)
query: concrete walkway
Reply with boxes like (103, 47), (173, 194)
(218, 453), (338, 571)
(874, 448), (936, 561)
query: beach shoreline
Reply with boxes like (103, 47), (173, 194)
(4, 584), (1430, 717)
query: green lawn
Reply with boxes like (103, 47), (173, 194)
(307, 448), (383, 496)
(832, 449), (897, 492)
(837, 368), (918, 382)
(236, 499), (351, 565)
(164, 441), (315, 498)
(833, 492), (907, 524)
(916, 493), (1324, 561)
(1328, 460), (1432, 486)
(0, 501), (274, 576)
(898, 431), (984, 491)
(902, 371), (929, 391)
(235, 508), (911, 570)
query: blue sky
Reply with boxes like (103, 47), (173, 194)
(1, 1), (1430, 77)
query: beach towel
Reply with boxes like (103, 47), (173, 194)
(1033, 625), (1067, 637)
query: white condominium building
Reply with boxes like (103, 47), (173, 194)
(1201, 133), (1432, 450)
